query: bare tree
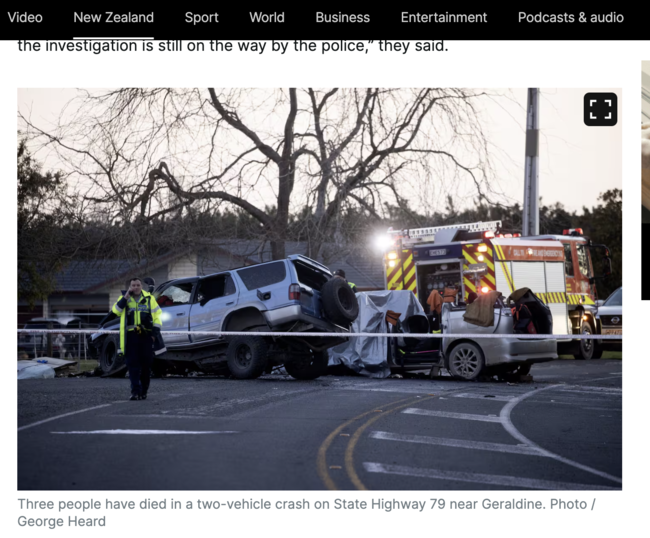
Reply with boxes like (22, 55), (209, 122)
(21, 88), (496, 261)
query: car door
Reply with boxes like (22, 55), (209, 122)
(189, 273), (239, 344)
(155, 281), (196, 346)
(441, 302), (503, 358)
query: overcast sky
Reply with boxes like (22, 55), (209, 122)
(17, 88), (621, 213)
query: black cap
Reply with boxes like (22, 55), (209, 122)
(333, 269), (346, 278)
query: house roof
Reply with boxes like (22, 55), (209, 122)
(53, 241), (385, 293)
(55, 260), (144, 292)
(206, 239), (385, 288)
(55, 248), (191, 293)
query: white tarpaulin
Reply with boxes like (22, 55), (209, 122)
(17, 358), (76, 370)
(18, 364), (55, 379)
(328, 290), (426, 378)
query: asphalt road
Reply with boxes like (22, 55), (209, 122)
(17, 359), (622, 490)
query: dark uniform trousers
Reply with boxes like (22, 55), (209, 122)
(126, 332), (154, 396)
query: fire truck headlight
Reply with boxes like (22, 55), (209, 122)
(477, 255), (484, 262)
(478, 245), (488, 253)
(481, 286), (489, 294)
(387, 251), (398, 260)
(388, 260), (396, 268)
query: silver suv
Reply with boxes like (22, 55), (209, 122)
(90, 255), (359, 380)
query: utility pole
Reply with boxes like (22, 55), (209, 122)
(522, 88), (540, 236)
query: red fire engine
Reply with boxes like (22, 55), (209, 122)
(381, 221), (612, 359)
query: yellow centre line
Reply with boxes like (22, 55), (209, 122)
(344, 395), (438, 490)
(316, 395), (424, 490)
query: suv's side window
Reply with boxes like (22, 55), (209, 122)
(156, 283), (194, 307)
(237, 261), (287, 290)
(224, 276), (236, 296)
(196, 275), (236, 306)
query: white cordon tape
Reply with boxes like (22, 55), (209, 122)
(17, 329), (622, 340)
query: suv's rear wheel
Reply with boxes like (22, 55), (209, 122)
(284, 351), (329, 380)
(321, 278), (359, 326)
(226, 335), (268, 379)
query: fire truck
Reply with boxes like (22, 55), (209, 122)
(381, 220), (612, 359)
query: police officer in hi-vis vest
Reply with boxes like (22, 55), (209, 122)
(111, 277), (163, 400)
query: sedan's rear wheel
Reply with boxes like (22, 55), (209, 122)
(448, 342), (485, 381)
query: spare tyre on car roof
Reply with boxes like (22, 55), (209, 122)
(321, 278), (359, 326)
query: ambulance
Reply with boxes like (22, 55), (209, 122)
(381, 221), (613, 359)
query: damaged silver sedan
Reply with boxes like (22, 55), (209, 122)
(441, 288), (558, 380)
(331, 288), (557, 381)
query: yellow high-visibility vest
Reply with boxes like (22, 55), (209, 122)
(111, 290), (162, 354)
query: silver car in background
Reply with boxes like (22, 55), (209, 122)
(596, 287), (622, 354)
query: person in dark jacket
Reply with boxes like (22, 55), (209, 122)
(333, 269), (358, 293)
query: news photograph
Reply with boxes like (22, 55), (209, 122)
(642, 61), (650, 224)
(17, 87), (621, 492)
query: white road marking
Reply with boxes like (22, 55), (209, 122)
(453, 393), (514, 402)
(530, 396), (622, 405)
(363, 462), (618, 490)
(109, 414), (219, 419)
(500, 385), (622, 484)
(18, 404), (112, 432)
(51, 430), (238, 435)
(574, 375), (622, 384)
(402, 408), (501, 422)
(339, 385), (446, 395)
(370, 431), (545, 456)
(559, 386), (621, 395)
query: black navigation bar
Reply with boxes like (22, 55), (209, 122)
(2, 8), (636, 40)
